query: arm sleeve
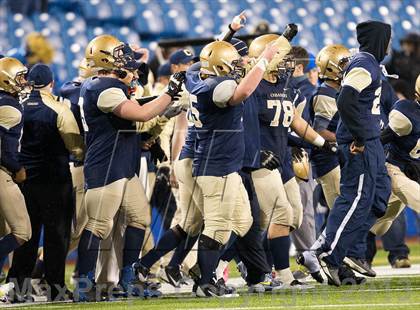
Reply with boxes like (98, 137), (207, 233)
(388, 109), (412, 137)
(56, 104), (85, 161)
(287, 133), (313, 149)
(336, 85), (366, 145)
(312, 94), (337, 132)
(217, 24), (236, 42)
(342, 67), (372, 93)
(212, 80), (237, 108)
(97, 87), (128, 113)
(0, 105), (22, 173)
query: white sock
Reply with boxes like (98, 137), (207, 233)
(276, 268), (295, 284)
(310, 228), (326, 251)
(215, 260), (229, 280)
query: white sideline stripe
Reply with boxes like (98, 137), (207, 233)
(328, 174), (364, 255)
(194, 303), (420, 310)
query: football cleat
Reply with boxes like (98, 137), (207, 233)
(343, 257), (376, 277)
(296, 252), (324, 283)
(318, 254), (341, 287)
(282, 279), (314, 290)
(133, 261), (150, 282)
(195, 278), (238, 298)
(161, 265), (184, 288)
(338, 265), (366, 286)
(248, 273), (284, 293)
(392, 258), (411, 269)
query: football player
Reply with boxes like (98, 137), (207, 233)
(73, 34), (184, 301)
(317, 21), (392, 286)
(183, 39), (283, 297)
(298, 44), (367, 285)
(0, 57), (31, 274)
(247, 34), (335, 288)
(368, 74), (419, 257)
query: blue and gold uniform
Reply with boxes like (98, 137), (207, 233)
(248, 78), (304, 231)
(371, 98), (420, 237)
(0, 90), (31, 254)
(184, 61), (252, 288)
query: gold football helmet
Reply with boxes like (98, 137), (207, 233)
(415, 74), (420, 101)
(292, 149), (310, 181)
(316, 44), (351, 81)
(0, 57), (29, 94)
(200, 41), (242, 76)
(78, 58), (95, 79)
(248, 34), (292, 73)
(85, 34), (128, 71)
(25, 32), (55, 65)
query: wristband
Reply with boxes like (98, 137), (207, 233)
(256, 58), (269, 71)
(313, 135), (325, 147)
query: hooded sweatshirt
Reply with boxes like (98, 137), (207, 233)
(336, 20), (391, 146)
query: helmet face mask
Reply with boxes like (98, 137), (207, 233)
(86, 35), (139, 73)
(200, 41), (242, 77)
(0, 57), (30, 95)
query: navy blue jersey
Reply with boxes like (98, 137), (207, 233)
(60, 80), (84, 135)
(387, 99), (420, 169)
(291, 75), (314, 122)
(336, 52), (382, 144)
(0, 91), (23, 174)
(255, 79), (301, 166)
(185, 65), (243, 177)
(19, 90), (80, 182)
(81, 76), (140, 189)
(309, 82), (340, 178)
(242, 92), (261, 170)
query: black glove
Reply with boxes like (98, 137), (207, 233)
(137, 62), (150, 86)
(404, 161), (420, 184)
(166, 71), (186, 99)
(260, 150), (280, 170)
(320, 141), (338, 154)
(291, 147), (304, 160)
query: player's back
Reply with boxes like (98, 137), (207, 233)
(185, 65), (244, 177)
(81, 76), (139, 189)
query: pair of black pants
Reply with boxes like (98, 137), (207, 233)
(8, 180), (73, 298)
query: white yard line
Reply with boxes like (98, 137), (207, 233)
(192, 302), (420, 310)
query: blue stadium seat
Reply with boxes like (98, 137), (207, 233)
(0, 0), (417, 84)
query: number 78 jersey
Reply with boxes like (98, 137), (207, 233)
(249, 79), (305, 167)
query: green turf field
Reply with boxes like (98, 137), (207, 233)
(13, 276), (420, 310)
(9, 240), (420, 310)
